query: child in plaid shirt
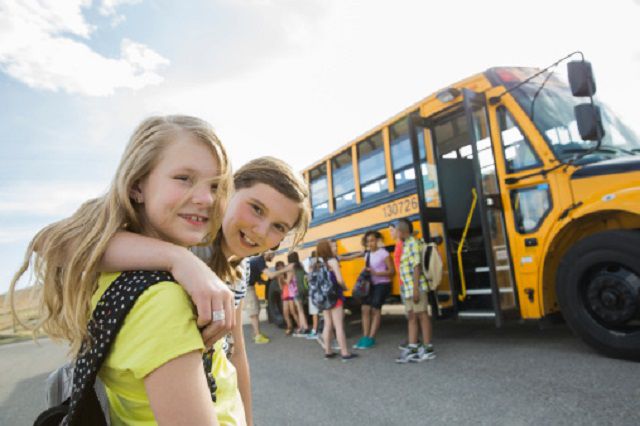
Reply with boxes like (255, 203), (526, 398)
(394, 218), (435, 363)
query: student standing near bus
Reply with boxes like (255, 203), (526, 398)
(353, 230), (395, 349)
(303, 251), (321, 339)
(316, 239), (358, 361)
(394, 218), (435, 363)
(246, 251), (276, 344)
(287, 251), (311, 336)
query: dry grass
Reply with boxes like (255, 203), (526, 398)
(0, 287), (41, 337)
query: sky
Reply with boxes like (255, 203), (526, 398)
(1, 0), (640, 294)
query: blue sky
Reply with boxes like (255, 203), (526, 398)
(1, 0), (640, 294)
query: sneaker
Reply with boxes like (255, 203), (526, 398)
(360, 337), (375, 349)
(305, 330), (318, 340)
(292, 329), (308, 338)
(353, 336), (367, 349)
(410, 344), (436, 362)
(341, 353), (359, 362)
(395, 346), (418, 364)
(254, 334), (270, 344)
(398, 340), (421, 351)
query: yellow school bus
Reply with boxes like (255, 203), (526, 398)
(275, 55), (640, 360)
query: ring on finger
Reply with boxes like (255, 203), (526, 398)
(212, 310), (226, 322)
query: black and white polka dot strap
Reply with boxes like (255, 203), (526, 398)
(63, 271), (175, 426)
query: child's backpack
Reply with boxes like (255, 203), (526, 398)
(308, 262), (338, 311)
(34, 270), (218, 426)
(421, 242), (443, 291)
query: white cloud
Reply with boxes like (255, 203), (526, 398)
(0, 0), (169, 96)
(99, 0), (141, 16)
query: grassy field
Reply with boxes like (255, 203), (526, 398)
(0, 287), (42, 343)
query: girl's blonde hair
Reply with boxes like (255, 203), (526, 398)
(208, 156), (311, 279)
(10, 115), (232, 355)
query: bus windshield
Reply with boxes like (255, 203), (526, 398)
(491, 67), (640, 163)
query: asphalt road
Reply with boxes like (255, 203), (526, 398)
(1, 314), (639, 425)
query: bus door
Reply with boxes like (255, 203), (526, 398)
(410, 93), (518, 326)
(460, 88), (519, 326)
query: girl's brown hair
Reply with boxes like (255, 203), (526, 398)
(316, 239), (333, 262)
(10, 115), (232, 355)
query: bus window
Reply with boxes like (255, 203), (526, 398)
(510, 184), (551, 233)
(389, 114), (427, 187)
(497, 106), (542, 173)
(332, 150), (356, 210)
(357, 132), (388, 200)
(310, 163), (329, 218)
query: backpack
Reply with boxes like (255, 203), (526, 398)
(421, 242), (443, 291)
(34, 270), (217, 426)
(352, 252), (371, 299)
(308, 261), (338, 311)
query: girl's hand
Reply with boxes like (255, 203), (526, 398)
(169, 248), (236, 333)
(201, 320), (231, 349)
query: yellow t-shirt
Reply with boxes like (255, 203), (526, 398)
(92, 272), (245, 426)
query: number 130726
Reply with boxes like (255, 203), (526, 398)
(382, 196), (419, 218)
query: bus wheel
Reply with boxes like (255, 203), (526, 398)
(266, 281), (285, 328)
(557, 230), (640, 361)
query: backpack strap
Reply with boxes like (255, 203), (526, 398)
(63, 271), (174, 426)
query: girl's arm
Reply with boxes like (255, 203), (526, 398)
(328, 258), (347, 290)
(372, 256), (396, 278)
(230, 300), (253, 426)
(338, 251), (364, 261)
(262, 263), (293, 279)
(100, 232), (235, 330)
(145, 350), (219, 425)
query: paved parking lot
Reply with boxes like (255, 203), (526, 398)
(2, 313), (639, 425)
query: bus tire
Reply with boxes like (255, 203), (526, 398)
(266, 281), (285, 328)
(556, 230), (640, 361)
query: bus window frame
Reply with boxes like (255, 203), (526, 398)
(357, 131), (389, 201)
(309, 162), (330, 219)
(386, 113), (429, 192)
(509, 184), (553, 234)
(331, 149), (357, 211)
(496, 105), (543, 174)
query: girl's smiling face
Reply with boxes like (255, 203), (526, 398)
(221, 183), (300, 258)
(366, 234), (378, 252)
(134, 134), (220, 247)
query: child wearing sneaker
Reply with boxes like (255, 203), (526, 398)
(394, 218), (436, 364)
(287, 252), (310, 337)
(353, 230), (394, 350)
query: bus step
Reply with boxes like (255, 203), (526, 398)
(465, 288), (514, 295)
(475, 265), (511, 273)
(458, 310), (496, 319)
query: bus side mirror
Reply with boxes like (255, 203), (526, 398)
(574, 103), (605, 141)
(568, 61), (596, 97)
